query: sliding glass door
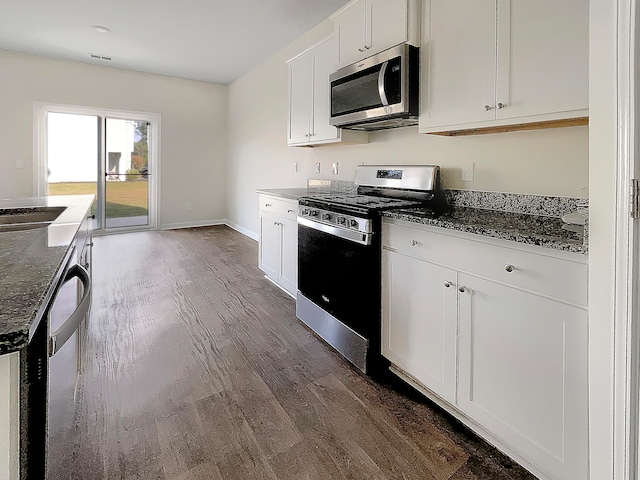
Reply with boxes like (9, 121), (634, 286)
(43, 106), (158, 233)
(104, 118), (151, 229)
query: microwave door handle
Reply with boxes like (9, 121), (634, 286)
(377, 60), (390, 106)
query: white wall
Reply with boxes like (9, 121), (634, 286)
(227, 19), (589, 237)
(0, 49), (229, 227)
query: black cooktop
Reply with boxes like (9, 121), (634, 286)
(299, 193), (424, 212)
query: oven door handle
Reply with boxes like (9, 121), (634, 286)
(298, 216), (372, 246)
(49, 264), (91, 357)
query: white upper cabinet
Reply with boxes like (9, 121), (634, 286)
(420, 0), (496, 128)
(334, 1), (367, 67)
(333, 0), (420, 68)
(287, 36), (367, 146)
(288, 53), (314, 145)
(420, 0), (589, 134)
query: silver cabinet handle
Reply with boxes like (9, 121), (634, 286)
(484, 105), (493, 111)
(358, 48), (364, 52)
(505, 264), (515, 272)
(410, 239), (420, 246)
(444, 281), (453, 288)
(287, 209), (295, 213)
(458, 285), (468, 293)
(49, 264), (91, 357)
(364, 45), (370, 50)
(265, 203), (272, 207)
(497, 102), (506, 109)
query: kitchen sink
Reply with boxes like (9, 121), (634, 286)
(0, 206), (66, 225)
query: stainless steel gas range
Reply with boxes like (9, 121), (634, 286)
(296, 165), (444, 375)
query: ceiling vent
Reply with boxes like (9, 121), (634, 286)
(89, 54), (112, 61)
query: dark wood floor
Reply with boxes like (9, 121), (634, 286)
(48, 226), (536, 480)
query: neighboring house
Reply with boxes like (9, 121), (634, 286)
(47, 114), (134, 183)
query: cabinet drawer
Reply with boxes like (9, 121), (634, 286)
(383, 222), (587, 306)
(259, 195), (298, 221)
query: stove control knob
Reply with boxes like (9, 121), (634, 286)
(349, 219), (359, 228)
(337, 216), (346, 225)
(301, 208), (309, 216)
(321, 213), (332, 221)
(310, 210), (319, 217)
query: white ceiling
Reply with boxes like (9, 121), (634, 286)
(0, 0), (350, 85)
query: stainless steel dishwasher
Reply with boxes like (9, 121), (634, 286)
(22, 226), (92, 479)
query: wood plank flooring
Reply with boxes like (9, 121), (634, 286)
(48, 226), (537, 480)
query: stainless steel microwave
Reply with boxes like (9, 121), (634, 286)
(329, 44), (419, 131)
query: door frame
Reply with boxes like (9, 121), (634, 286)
(33, 102), (161, 234)
(614, 0), (640, 478)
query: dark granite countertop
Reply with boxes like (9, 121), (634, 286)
(385, 206), (587, 255)
(0, 195), (94, 356)
(256, 188), (337, 201)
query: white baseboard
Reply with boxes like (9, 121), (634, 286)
(160, 219), (226, 230)
(159, 219), (259, 242)
(225, 221), (258, 241)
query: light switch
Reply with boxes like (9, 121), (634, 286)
(315, 163), (320, 174)
(332, 163), (339, 175)
(461, 161), (474, 182)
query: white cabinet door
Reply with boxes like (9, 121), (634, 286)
(457, 273), (588, 480)
(382, 250), (458, 403)
(279, 217), (298, 295)
(287, 54), (312, 145)
(367, 0), (408, 58)
(335, 0), (367, 67)
(311, 36), (339, 143)
(495, 0), (589, 121)
(420, 0), (496, 130)
(259, 211), (280, 281)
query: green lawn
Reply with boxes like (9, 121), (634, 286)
(49, 181), (148, 218)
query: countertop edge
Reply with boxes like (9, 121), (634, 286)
(384, 211), (588, 255)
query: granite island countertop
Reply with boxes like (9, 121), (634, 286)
(385, 206), (587, 255)
(0, 195), (94, 355)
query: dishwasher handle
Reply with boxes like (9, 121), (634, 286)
(49, 264), (91, 357)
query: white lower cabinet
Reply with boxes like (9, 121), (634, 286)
(382, 250), (457, 403)
(457, 273), (588, 480)
(258, 195), (298, 296)
(382, 219), (588, 480)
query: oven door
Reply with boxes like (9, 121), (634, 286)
(297, 222), (379, 339)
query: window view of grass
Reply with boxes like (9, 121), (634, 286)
(49, 181), (148, 218)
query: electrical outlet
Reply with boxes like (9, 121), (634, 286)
(15, 159), (23, 169)
(315, 163), (320, 174)
(186, 202), (192, 210)
(294, 162), (298, 173)
(332, 162), (339, 175)
(461, 161), (474, 182)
